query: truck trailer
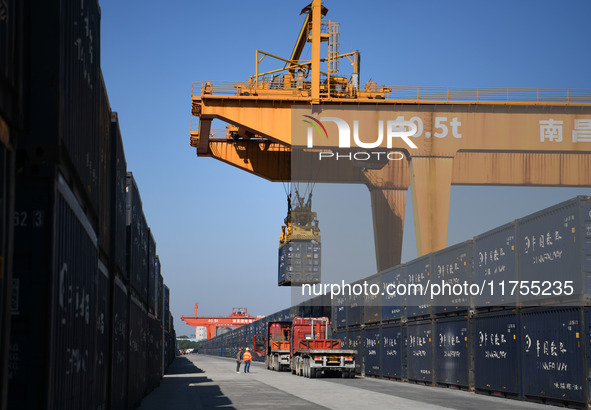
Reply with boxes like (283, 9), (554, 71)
(290, 317), (356, 378)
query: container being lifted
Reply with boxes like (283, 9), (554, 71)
(290, 317), (356, 378)
(278, 191), (321, 286)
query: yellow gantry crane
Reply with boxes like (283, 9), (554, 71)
(190, 0), (591, 273)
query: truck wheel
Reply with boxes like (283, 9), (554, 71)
(341, 370), (347, 378)
(349, 369), (355, 378)
(310, 368), (316, 378)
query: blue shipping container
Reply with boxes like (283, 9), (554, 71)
(406, 320), (434, 382)
(472, 309), (520, 395)
(405, 255), (433, 319)
(381, 265), (403, 322)
(381, 323), (403, 379)
(346, 281), (363, 327)
(473, 223), (517, 309)
(432, 241), (472, 315)
(278, 241), (321, 286)
(363, 326), (381, 376)
(333, 330), (347, 346)
(520, 307), (586, 404)
(435, 316), (470, 387)
(516, 196), (591, 306)
(333, 295), (347, 328)
(364, 273), (382, 324)
(346, 328), (362, 374)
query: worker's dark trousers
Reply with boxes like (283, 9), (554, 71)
(244, 361), (251, 373)
(236, 361), (241, 372)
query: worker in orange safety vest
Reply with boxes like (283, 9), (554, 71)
(243, 348), (252, 373)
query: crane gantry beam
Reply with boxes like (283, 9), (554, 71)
(190, 0), (591, 271)
(181, 304), (259, 340)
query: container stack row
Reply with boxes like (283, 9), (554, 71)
(331, 307), (591, 407)
(200, 196), (591, 408)
(0, 0), (19, 406)
(330, 195), (591, 408)
(3, 1), (177, 409)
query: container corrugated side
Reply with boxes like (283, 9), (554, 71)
(311, 294), (330, 319)
(516, 196), (591, 306)
(333, 294), (347, 329)
(363, 273), (381, 324)
(24, 0), (101, 213)
(380, 323), (404, 379)
(381, 265), (403, 322)
(163, 285), (170, 332)
(94, 260), (110, 409)
(363, 326), (381, 376)
(278, 241), (321, 286)
(97, 73), (111, 262)
(333, 329), (347, 348)
(432, 241), (472, 315)
(9, 173), (98, 409)
(50, 177), (99, 409)
(110, 113), (127, 278)
(126, 173), (148, 304)
(278, 242), (287, 284)
(435, 316), (470, 387)
(472, 309), (520, 396)
(520, 307), (587, 405)
(162, 330), (172, 371)
(126, 173), (142, 284)
(406, 320), (434, 383)
(128, 294), (147, 408)
(137, 212), (149, 305)
(473, 222), (517, 309)
(346, 328), (362, 374)
(0, 132), (14, 410)
(0, 0), (22, 128)
(147, 314), (162, 391)
(148, 230), (156, 313)
(405, 255), (433, 319)
(346, 278), (364, 327)
(290, 304), (301, 320)
(157, 269), (163, 321)
(110, 275), (129, 410)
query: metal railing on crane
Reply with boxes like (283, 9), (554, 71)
(193, 79), (591, 105)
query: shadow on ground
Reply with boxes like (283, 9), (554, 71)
(152, 356), (235, 409)
(165, 356), (205, 374)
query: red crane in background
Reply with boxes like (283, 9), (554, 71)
(181, 303), (261, 340)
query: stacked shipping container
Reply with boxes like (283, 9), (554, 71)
(0, 0), (19, 408)
(200, 196), (591, 408)
(3, 1), (177, 408)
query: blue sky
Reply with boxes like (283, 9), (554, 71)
(99, 0), (591, 336)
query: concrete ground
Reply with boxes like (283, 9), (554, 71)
(138, 354), (558, 409)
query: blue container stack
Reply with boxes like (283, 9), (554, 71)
(200, 196), (591, 408)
